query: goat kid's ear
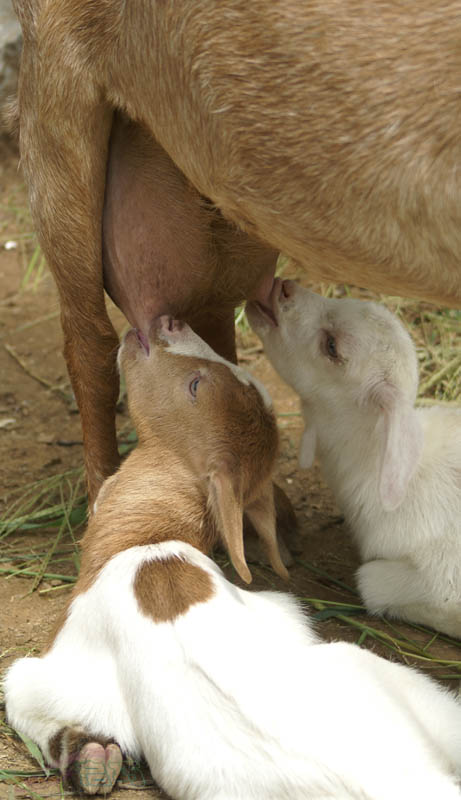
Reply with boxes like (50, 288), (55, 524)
(245, 483), (289, 580)
(207, 462), (252, 584)
(377, 390), (423, 512)
(299, 422), (317, 469)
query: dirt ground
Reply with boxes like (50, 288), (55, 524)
(0, 142), (460, 800)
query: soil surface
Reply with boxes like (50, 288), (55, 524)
(1, 143), (460, 800)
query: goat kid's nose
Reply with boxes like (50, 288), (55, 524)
(281, 279), (296, 299)
(152, 315), (186, 338)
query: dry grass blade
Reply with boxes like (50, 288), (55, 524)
(4, 344), (68, 399)
(0, 470), (87, 538)
(297, 574), (461, 681)
(419, 352), (461, 396)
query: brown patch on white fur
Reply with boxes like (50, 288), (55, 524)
(134, 557), (214, 623)
(69, 464), (218, 599)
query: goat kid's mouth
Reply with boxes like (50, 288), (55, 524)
(247, 278), (293, 328)
(124, 316), (186, 359)
(135, 329), (150, 355)
(150, 315), (186, 343)
(133, 316), (189, 354)
(120, 328), (150, 360)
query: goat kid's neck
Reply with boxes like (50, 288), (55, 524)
(301, 399), (386, 508)
(78, 446), (217, 591)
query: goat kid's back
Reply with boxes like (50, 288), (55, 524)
(7, 538), (461, 800)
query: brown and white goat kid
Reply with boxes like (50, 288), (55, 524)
(6, 318), (461, 800)
(248, 281), (461, 638)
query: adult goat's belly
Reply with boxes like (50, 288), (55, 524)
(102, 113), (277, 337)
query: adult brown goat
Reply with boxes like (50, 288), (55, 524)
(12, 0), (461, 504)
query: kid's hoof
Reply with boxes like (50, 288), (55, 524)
(76, 742), (122, 795)
(99, 743), (123, 793)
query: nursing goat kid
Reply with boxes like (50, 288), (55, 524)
(248, 280), (461, 638)
(5, 317), (461, 800)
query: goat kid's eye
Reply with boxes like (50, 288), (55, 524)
(189, 375), (201, 398)
(325, 333), (339, 361)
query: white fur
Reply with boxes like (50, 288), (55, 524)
(247, 284), (461, 637)
(5, 540), (461, 799)
(162, 322), (273, 408)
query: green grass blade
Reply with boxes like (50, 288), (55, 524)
(15, 732), (49, 777)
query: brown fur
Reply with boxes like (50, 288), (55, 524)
(72, 448), (218, 597)
(1, 97), (20, 138)
(13, 0), (461, 500)
(48, 726), (113, 764)
(134, 558), (214, 623)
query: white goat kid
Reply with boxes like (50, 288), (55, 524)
(247, 280), (461, 638)
(5, 316), (461, 800)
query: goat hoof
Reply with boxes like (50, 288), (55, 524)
(76, 742), (122, 795)
(100, 743), (123, 793)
